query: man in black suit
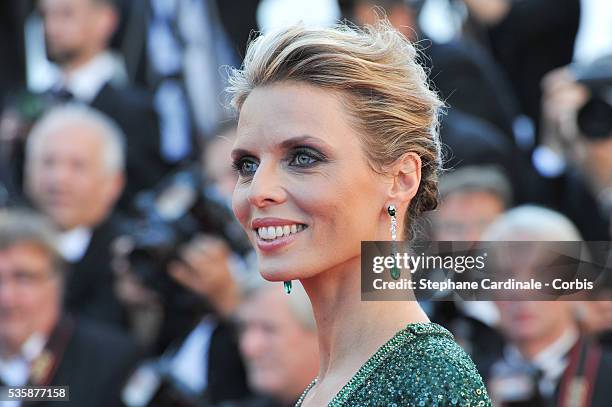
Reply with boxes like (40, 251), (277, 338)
(39, 0), (172, 211)
(484, 206), (612, 406)
(490, 300), (612, 407)
(25, 104), (129, 331)
(0, 209), (140, 407)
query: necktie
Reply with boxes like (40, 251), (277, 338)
(50, 87), (74, 102)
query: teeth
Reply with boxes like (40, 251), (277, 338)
(256, 224), (306, 241)
(260, 227), (269, 239)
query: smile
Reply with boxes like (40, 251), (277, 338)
(256, 224), (307, 241)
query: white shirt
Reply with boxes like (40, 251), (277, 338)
(58, 227), (93, 263)
(48, 51), (126, 103)
(505, 327), (579, 397)
(165, 316), (217, 394)
(574, 0), (612, 64)
(0, 333), (47, 407)
(531, 328), (579, 396)
(458, 301), (500, 328)
(257, 0), (340, 32)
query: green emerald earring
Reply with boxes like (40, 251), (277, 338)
(284, 281), (292, 294)
(388, 204), (400, 280)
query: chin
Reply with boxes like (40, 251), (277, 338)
(258, 263), (294, 282)
(257, 256), (312, 282)
(46, 49), (77, 65)
(512, 324), (543, 341)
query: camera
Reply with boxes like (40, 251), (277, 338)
(115, 164), (251, 296)
(574, 55), (612, 140)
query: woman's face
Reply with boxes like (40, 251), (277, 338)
(231, 82), (391, 281)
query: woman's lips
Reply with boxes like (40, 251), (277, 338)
(251, 218), (308, 253)
(255, 230), (303, 252)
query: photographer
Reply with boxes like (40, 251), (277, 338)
(484, 206), (612, 406)
(168, 235), (241, 318)
(116, 234), (251, 407)
(115, 128), (252, 406)
(533, 56), (612, 239)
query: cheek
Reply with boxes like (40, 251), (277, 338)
(76, 171), (108, 198)
(9, 291), (38, 315)
(232, 185), (251, 229)
(28, 164), (48, 186)
(64, 13), (86, 38)
(308, 175), (379, 236)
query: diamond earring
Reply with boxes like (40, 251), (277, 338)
(388, 205), (400, 280)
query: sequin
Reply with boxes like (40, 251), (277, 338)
(295, 322), (491, 406)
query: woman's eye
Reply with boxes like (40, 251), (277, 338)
(232, 158), (259, 177)
(291, 153), (317, 166)
(288, 148), (325, 167)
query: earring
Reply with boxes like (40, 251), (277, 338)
(284, 281), (292, 294)
(388, 205), (400, 280)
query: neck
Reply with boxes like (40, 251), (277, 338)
(61, 48), (105, 76)
(0, 316), (56, 360)
(516, 324), (576, 360)
(300, 256), (429, 383)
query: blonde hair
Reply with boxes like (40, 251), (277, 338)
(227, 21), (443, 239)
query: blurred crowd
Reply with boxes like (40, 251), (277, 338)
(0, 0), (611, 406)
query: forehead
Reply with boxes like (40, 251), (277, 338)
(36, 123), (104, 157)
(0, 243), (53, 273)
(440, 190), (504, 213)
(234, 82), (360, 152)
(40, 0), (92, 12)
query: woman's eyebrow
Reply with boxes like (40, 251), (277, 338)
(230, 148), (251, 160)
(279, 135), (331, 150)
(231, 135), (331, 159)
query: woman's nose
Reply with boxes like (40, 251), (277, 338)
(247, 162), (287, 208)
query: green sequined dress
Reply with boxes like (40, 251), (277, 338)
(295, 322), (491, 407)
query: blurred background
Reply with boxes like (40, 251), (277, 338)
(0, 0), (611, 406)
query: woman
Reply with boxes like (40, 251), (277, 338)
(227, 21), (491, 406)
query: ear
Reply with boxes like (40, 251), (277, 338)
(108, 171), (125, 205)
(95, 4), (119, 44)
(386, 152), (421, 205)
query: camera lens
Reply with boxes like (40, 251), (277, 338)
(577, 95), (612, 140)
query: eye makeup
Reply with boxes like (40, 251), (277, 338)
(231, 135), (332, 179)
